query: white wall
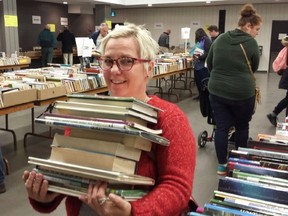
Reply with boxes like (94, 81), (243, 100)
(110, 3), (288, 72)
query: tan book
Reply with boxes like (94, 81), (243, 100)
(50, 146), (136, 174)
(69, 128), (152, 152)
(54, 100), (157, 125)
(28, 156), (155, 186)
(67, 94), (160, 118)
(52, 133), (142, 161)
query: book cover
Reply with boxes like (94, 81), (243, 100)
(67, 94), (161, 118)
(52, 133), (142, 162)
(218, 177), (288, 205)
(68, 128), (152, 152)
(209, 198), (272, 216)
(259, 160), (288, 171)
(54, 100), (157, 125)
(35, 118), (169, 146)
(204, 203), (255, 216)
(50, 146), (137, 174)
(44, 112), (163, 135)
(247, 140), (288, 153)
(229, 150), (288, 165)
(238, 147), (288, 161)
(214, 190), (288, 213)
(233, 163), (288, 179)
(232, 170), (288, 188)
(28, 156), (155, 185)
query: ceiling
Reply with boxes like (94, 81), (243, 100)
(34, 0), (288, 9)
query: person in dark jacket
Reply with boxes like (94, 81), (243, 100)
(191, 28), (212, 100)
(57, 26), (76, 65)
(158, 29), (171, 53)
(207, 25), (220, 42)
(207, 4), (262, 175)
(267, 36), (288, 126)
(38, 24), (57, 67)
(90, 22), (109, 49)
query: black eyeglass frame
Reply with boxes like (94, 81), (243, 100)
(98, 56), (151, 72)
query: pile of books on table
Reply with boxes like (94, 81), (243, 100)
(199, 135), (288, 215)
(28, 94), (169, 200)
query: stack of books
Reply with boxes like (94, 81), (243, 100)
(28, 94), (170, 200)
(200, 147), (288, 215)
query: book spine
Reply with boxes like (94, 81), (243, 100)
(35, 118), (169, 146)
(204, 203), (255, 216)
(218, 177), (288, 205)
(234, 163), (288, 179)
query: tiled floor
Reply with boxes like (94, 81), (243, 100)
(0, 72), (282, 215)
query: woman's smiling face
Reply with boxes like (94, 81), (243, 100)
(102, 37), (151, 99)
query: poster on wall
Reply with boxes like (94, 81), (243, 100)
(4, 15), (18, 27)
(32, 15), (41, 24)
(48, 24), (56, 32)
(61, 17), (68, 26)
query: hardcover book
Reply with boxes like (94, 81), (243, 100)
(35, 118), (169, 147)
(233, 163), (288, 179)
(247, 139), (288, 153)
(54, 100), (157, 125)
(218, 177), (288, 205)
(213, 190), (288, 215)
(50, 146), (137, 174)
(67, 94), (161, 118)
(68, 128), (153, 152)
(52, 133), (142, 162)
(28, 156), (155, 185)
(43, 112), (163, 135)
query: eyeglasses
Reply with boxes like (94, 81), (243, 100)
(98, 57), (151, 72)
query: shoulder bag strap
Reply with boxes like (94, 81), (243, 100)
(240, 43), (256, 82)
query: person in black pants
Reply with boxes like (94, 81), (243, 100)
(57, 26), (76, 65)
(267, 36), (288, 126)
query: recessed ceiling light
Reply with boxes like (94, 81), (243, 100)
(148, 4), (152, 7)
(63, 1), (68, 4)
(206, 0), (211, 3)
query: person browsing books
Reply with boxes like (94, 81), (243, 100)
(206, 4), (262, 175)
(22, 22), (197, 216)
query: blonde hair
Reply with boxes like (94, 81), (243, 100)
(100, 23), (159, 62)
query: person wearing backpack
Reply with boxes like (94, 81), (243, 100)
(267, 36), (288, 126)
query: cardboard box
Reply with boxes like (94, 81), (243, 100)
(2, 88), (37, 107)
(37, 86), (67, 100)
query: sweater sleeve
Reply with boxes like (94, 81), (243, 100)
(29, 195), (66, 213)
(131, 98), (196, 215)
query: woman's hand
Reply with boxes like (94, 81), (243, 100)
(79, 181), (132, 216)
(22, 170), (59, 203)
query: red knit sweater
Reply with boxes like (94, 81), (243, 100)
(29, 95), (196, 215)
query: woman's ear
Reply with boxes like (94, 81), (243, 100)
(147, 60), (155, 77)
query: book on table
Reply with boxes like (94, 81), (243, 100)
(238, 147), (288, 161)
(247, 139), (288, 153)
(218, 176), (288, 205)
(67, 94), (161, 119)
(35, 118), (169, 147)
(213, 190), (288, 215)
(231, 169), (288, 188)
(52, 133), (142, 162)
(53, 100), (157, 125)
